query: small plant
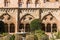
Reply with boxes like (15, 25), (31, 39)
(2, 33), (8, 36)
(34, 35), (38, 40)
(56, 32), (60, 39)
(35, 30), (49, 40)
(9, 35), (15, 40)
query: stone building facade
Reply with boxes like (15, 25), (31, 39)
(0, 0), (60, 34)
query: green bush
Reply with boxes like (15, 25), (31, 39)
(34, 35), (38, 40)
(26, 34), (38, 40)
(30, 19), (41, 32)
(9, 35), (15, 40)
(2, 33), (8, 36)
(56, 32), (60, 39)
(35, 30), (49, 40)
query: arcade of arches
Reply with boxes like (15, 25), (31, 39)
(19, 14), (34, 32)
(0, 14), (58, 33)
(41, 23), (57, 32)
(0, 21), (15, 33)
(41, 13), (57, 33)
(19, 13), (57, 33)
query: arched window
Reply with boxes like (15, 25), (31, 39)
(25, 24), (30, 32)
(4, 0), (10, 7)
(41, 23), (45, 31)
(10, 23), (15, 33)
(18, 0), (22, 8)
(19, 23), (24, 29)
(26, 0), (31, 8)
(4, 23), (8, 33)
(52, 23), (57, 32)
(19, 23), (24, 32)
(46, 23), (51, 32)
(35, 0), (39, 7)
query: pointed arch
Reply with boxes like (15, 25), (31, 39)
(0, 13), (11, 20)
(20, 14), (34, 21)
(42, 12), (55, 21)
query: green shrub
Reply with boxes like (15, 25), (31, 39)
(56, 32), (60, 39)
(35, 30), (49, 40)
(26, 34), (34, 40)
(2, 33), (8, 36)
(9, 35), (15, 40)
(34, 35), (38, 40)
(30, 19), (41, 32)
(26, 34), (38, 40)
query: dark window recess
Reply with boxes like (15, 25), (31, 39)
(52, 23), (57, 32)
(19, 24), (24, 32)
(10, 23), (15, 33)
(25, 24), (30, 32)
(19, 24), (24, 29)
(4, 23), (8, 33)
(46, 23), (51, 32)
(41, 23), (45, 31)
(0, 21), (5, 33)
